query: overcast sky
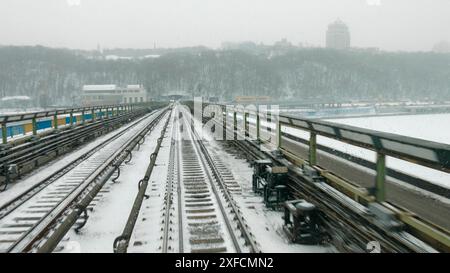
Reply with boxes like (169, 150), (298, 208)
(0, 0), (449, 51)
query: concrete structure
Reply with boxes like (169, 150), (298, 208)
(81, 84), (147, 106)
(158, 90), (191, 101)
(326, 19), (351, 50)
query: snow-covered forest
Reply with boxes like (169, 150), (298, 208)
(0, 45), (449, 106)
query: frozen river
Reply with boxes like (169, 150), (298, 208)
(331, 113), (450, 145)
(327, 113), (450, 189)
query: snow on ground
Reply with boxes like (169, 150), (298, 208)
(128, 112), (174, 253)
(56, 111), (169, 253)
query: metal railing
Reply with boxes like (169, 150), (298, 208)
(207, 103), (450, 252)
(213, 105), (450, 203)
(0, 102), (165, 144)
(184, 100), (450, 200)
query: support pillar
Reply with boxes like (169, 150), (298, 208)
(375, 153), (386, 202)
(309, 132), (317, 166)
(1, 123), (7, 144)
(32, 117), (37, 135)
(54, 114), (58, 130)
(256, 113), (260, 141)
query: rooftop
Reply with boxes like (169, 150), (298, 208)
(82, 84), (117, 91)
(1, 96), (31, 101)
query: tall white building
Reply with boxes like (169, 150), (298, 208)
(81, 84), (147, 106)
(326, 19), (351, 50)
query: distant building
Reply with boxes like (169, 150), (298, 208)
(158, 90), (191, 101)
(234, 96), (271, 104)
(274, 38), (293, 48)
(81, 84), (147, 106)
(432, 41), (450, 53)
(0, 96), (32, 108)
(326, 19), (351, 50)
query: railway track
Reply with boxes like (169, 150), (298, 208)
(177, 104), (444, 253)
(0, 109), (168, 253)
(0, 112), (154, 220)
(0, 109), (150, 189)
(160, 106), (258, 253)
(224, 124), (437, 252)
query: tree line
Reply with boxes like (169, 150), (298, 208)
(0, 45), (449, 106)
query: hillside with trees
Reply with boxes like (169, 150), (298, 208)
(0, 46), (449, 106)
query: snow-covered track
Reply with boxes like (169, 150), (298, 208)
(113, 110), (172, 253)
(0, 109), (149, 190)
(0, 113), (153, 220)
(0, 108), (168, 253)
(165, 106), (258, 253)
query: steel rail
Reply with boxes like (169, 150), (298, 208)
(175, 116), (184, 253)
(34, 108), (169, 253)
(5, 108), (168, 252)
(113, 109), (172, 253)
(182, 107), (259, 253)
(162, 118), (176, 253)
(162, 112), (184, 253)
(0, 112), (154, 220)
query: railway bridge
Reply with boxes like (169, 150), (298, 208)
(0, 100), (448, 253)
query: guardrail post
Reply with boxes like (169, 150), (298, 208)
(375, 153), (386, 202)
(309, 132), (317, 166)
(1, 123), (7, 144)
(53, 114), (58, 130)
(81, 110), (85, 124)
(256, 113), (260, 141)
(244, 112), (249, 138)
(32, 117), (37, 135)
(233, 111), (237, 139)
(69, 111), (74, 126)
(277, 117), (282, 149)
(91, 109), (96, 122)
